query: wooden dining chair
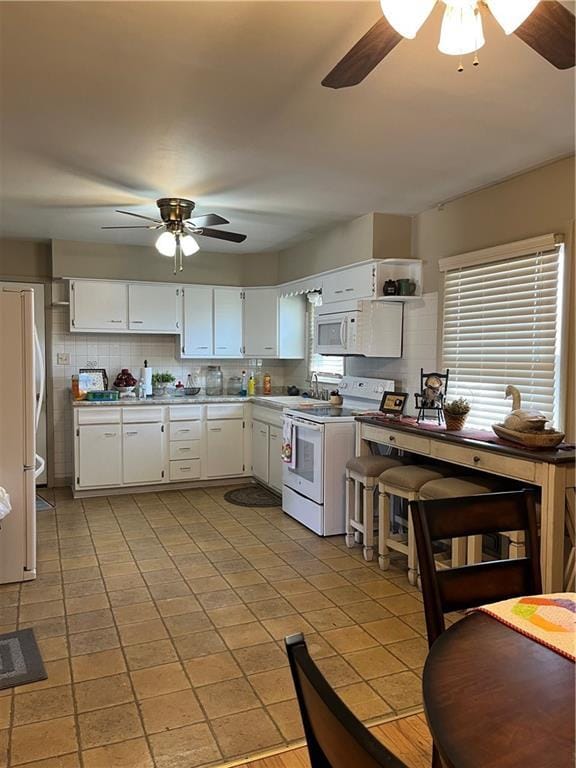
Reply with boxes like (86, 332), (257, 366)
(285, 633), (408, 768)
(410, 489), (541, 648)
(411, 490), (541, 768)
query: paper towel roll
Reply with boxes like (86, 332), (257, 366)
(141, 367), (153, 396)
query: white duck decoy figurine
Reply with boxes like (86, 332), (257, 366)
(503, 385), (548, 433)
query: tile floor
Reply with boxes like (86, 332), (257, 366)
(0, 486), (432, 768)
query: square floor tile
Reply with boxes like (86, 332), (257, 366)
(118, 619), (169, 647)
(323, 626), (379, 654)
(196, 677), (260, 719)
(14, 659), (71, 694)
(155, 595), (202, 617)
(75, 673), (134, 713)
(212, 707), (283, 759)
(163, 612), (213, 638)
(267, 699), (305, 741)
(207, 604), (255, 628)
(387, 637), (429, 668)
(82, 737), (154, 768)
(233, 642), (287, 676)
(112, 602), (160, 626)
(219, 622), (273, 650)
(344, 646), (407, 680)
(67, 609), (114, 635)
(261, 615), (314, 641)
(316, 655), (362, 688)
(173, 630), (226, 660)
(371, 670), (423, 711)
(337, 682), (392, 721)
(13, 685), (74, 725)
(185, 651), (242, 687)
(359, 580), (404, 599)
(362, 617), (419, 645)
(10, 716), (77, 765)
(78, 703), (143, 749)
(248, 666), (295, 705)
(140, 689), (205, 734)
(131, 662), (190, 700)
(71, 649), (127, 682)
(149, 722), (221, 768)
(303, 607), (354, 632)
(124, 639), (178, 671)
(69, 627), (119, 657)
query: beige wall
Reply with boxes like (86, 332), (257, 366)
(276, 213), (412, 283)
(0, 238), (52, 281)
(413, 156), (575, 438)
(52, 239), (279, 287)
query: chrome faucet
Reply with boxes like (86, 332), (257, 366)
(311, 371), (320, 400)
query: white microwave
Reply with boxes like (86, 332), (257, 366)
(314, 301), (403, 357)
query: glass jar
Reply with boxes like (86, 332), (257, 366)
(227, 375), (242, 395)
(205, 365), (223, 396)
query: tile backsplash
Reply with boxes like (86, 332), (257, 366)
(50, 306), (302, 483)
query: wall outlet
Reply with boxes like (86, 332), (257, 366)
(257, 359), (263, 367)
(57, 352), (70, 365)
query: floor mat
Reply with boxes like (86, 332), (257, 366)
(36, 495), (54, 511)
(0, 628), (47, 690)
(224, 485), (282, 507)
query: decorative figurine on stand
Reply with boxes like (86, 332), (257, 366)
(414, 369), (449, 424)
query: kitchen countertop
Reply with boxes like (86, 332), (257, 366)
(72, 395), (321, 411)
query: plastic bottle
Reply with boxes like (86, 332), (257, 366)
(138, 377), (147, 400)
(240, 371), (247, 397)
(263, 373), (272, 395)
(247, 372), (256, 396)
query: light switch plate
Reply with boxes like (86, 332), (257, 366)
(57, 352), (70, 365)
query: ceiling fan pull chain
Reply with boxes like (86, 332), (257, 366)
(473, 51), (480, 66)
(457, 57), (464, 72)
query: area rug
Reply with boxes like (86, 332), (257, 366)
(36, 495), (54, 511)
(224, 485), (282, 508)
(0, 628), (47, 690)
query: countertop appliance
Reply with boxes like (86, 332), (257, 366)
(0, 288), (45, 583)
(314, 300), (403, 357)
(282, 375), (394, 536)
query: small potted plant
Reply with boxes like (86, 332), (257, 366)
(152, 371), (176, 397)
(443, 397), (470, 431)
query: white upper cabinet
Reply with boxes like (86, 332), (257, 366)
(182, 286), (213, 357)
(71, 280), (128, 331)
(214, 288), (243, 358)
(278, 295), (306, 359)
(322, 263), (377, 304)
(129, 285), (180, 332)
(243, 288), (278, 357)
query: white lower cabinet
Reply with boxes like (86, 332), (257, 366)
(77, 424), (122, 488)
(268, 426), (283, 492)
(206, 419), (244, 477)
(252, 421), (269, 484)
(122, 422), (165, 485)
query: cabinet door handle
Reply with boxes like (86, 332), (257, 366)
(125, 431), (138, 436)
(104, 432), (117, 437)
(345, 287), (355, 292)
(334, 289), (343, 294)
(178, 447), (191, 451)
(109, 320), (123, 324)
(197, 346), (209, 350)
(177, 429), (191, 433)
(209, 427), (222, 432)
(216, 347), (228, 350)
(131, 320), (144, 324)
(179, 466), (191, 471)
(264, 346), (274, 350)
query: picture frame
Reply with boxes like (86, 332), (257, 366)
(79, 368), (108, 392)
(379, 391), (408, 416)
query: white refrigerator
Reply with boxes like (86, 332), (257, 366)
(0, 287), (44, 583)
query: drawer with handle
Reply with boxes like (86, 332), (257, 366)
(169, 405), (203, 421)
(169, 440), (201, 460)
(169, 459), (201, 481)
(432, 442), (536, 482)
(77, 408), (121, 425)
(169, 420), (202, 441)
(361, 425), (431, 455)
(206, 404), (244, 420)
(123, 407), (163, 423)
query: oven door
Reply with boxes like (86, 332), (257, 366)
(282, 416), (324, 505)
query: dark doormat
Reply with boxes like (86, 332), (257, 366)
(36, 496), (54, 512)
(224, 485), (282, 508)
(0, 628), (47, 690)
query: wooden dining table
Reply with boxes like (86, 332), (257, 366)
(423, 611), (575, 768)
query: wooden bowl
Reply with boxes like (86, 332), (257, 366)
(492, 423), (565, 449)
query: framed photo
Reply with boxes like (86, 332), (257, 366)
(79, 368), (108, 392)
(379, 391), (408, 416)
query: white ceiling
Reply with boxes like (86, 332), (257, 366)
(0, 1), (574, 253)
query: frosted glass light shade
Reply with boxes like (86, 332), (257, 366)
(156, 231), (176, 257)
(439, 2), (485, 55)
(181, 235), (200, 256)
(380, 0), (436, 38)
(486, 0), (539, 35)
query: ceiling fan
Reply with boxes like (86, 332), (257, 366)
(322, 0), (575, 88)
(102, 197), (247, 273)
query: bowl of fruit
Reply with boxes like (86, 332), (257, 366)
(114, 369), (137, 397)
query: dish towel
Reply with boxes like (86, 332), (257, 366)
(473, 593), (576, 661)
(281, 421), (296, 468)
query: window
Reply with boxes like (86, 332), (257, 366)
(441, 236), (565, 431)
(307, 301), (344, 381)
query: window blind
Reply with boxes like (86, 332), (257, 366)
(307, 302), (344, 380)
(441, 246), (564, 430)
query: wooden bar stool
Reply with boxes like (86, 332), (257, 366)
(345, 455), (407, 562)
(377, 464), (453, 583)
(418, 475), (509, 569)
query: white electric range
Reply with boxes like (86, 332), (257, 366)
(282, 376), (395, 536)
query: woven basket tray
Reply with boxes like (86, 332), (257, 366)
(492, 423), (565, 449)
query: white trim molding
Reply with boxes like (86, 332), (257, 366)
(439, 233), (564, 272)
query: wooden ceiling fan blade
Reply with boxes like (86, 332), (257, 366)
(187, 213), (230, 227)
(514, 1), (575, 70)
(116, 210), (163, 224)
(322, 16), (403, 89)
(196, 227), (247, 243)
(101, 224), (163, 229)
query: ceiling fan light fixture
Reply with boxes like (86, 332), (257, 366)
(181, 235), (200, 256)
(485, 0), (540, 35)
(438, 1), (485, 56)
(155, 231), (177, 257)
(379, 0), (436, 38)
